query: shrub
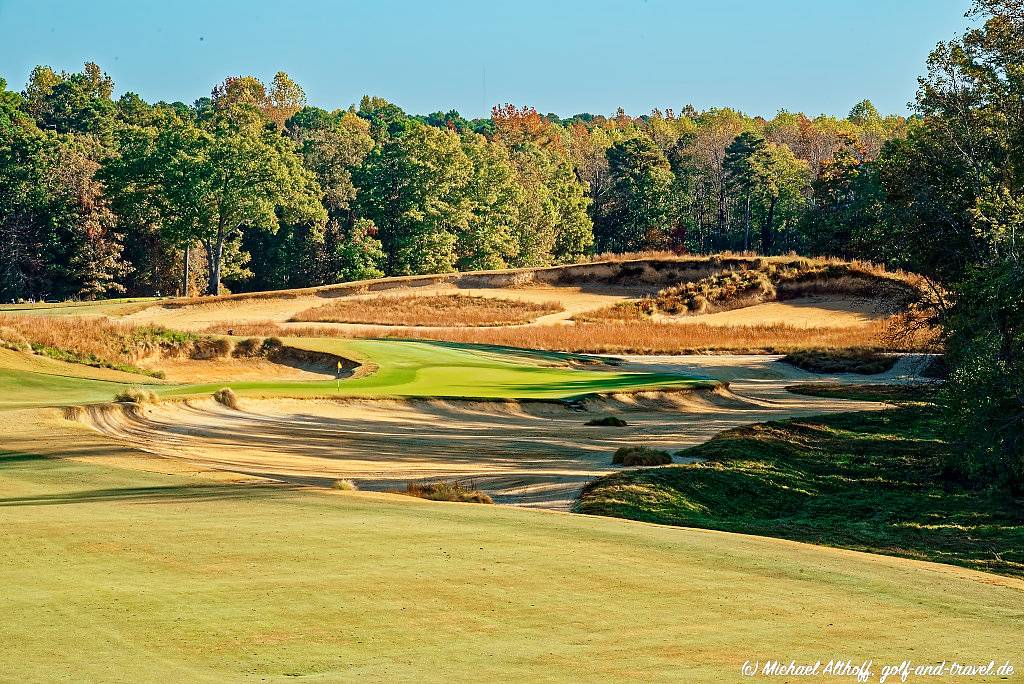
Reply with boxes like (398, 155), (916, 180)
(190, 337), (232, 359)
(261, 337), (284, 355)
(585, 415), (628, 427)
(397, 481), (493, 504)
(612, 446), (672, 466)
(114, 387), (159, 404)
(212, 387), (240, 409)
(0, 326), (31, 352)
(231, 337), (264, 358)
(332, 479), (358, 491)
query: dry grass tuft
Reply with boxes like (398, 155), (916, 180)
(0, 326), (31, 352)
(212, 387), (241, 409)
(292, 294), (562, 327)
(585, 415), (629, 427)
(396, 481), (494, 504)
(612, 446), (672, 466)
(114, 387), (160, 404)
(331, 479), (358, 491)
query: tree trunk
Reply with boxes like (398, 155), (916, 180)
(182, 244), (190, 298)
(743, 192), (751, 252)
(207, 221), (226, 296)
(761, 196), (778, 255)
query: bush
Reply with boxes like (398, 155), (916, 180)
(397, 481), (493, 504)
(612, 446), (672, 466)
(332, 479), (358, 491)
(190, 337), (232, 360)
(585, 415), (628, 427)
(0, 326), (31, 352)
(780, 348), (897, 375)
(212, 387), (240, 409)
(261, 337), (284, 355)
(114, 387), (159, 404)
(231, 337), (264, 358)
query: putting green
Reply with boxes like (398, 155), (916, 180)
(161, 338), (709, 400)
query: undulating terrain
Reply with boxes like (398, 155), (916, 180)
(2, 257), (1021, 680)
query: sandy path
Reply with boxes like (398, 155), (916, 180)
(74, 355), (929, 510)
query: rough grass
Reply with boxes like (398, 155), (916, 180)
(780, 348), (899, 374)
(331, 478), (358, 491)
(785, 382), (940, 403)
(0, 326), (31, 352)
(209, 318), (933, 354)
(291, 294), (562, 327)
(0, 314), (229, 376)
(396, 481), (494, 504)
(576, 395), (1024, 577)
(612, 446), (672, 466)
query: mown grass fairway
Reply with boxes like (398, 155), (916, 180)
(1, 445), (1021, 681)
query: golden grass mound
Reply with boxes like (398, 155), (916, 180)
(291, 294), (562, 327)
(212, 387), (241, 409)
(332, 479), (358, 491)
(0, 325), (31, 352)
(208, 318), (936, 354)
(114, 387), (160, 404)
(397, 481), (494, 504)
(612, 446), (673, 466)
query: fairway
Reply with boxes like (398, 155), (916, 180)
(1, 443), (1021, 682)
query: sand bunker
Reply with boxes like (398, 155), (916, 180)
(72, 355), (926, 510)
(664, 296), (890, 328)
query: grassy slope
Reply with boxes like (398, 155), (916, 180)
(0, 350), (163, 409)
(1, 443), (1021, 681)
(576, 389), (1024, 577)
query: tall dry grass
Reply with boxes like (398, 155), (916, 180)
(291, 294), (562, 327)
(206, 317), (936, 354)
(0, 314), (228, 371)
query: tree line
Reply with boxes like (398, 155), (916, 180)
(0, 64), (904, 299)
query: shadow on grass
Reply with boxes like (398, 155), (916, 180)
(0, 482), (296, 507)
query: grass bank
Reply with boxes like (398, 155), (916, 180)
(575, 386), (1024, 577)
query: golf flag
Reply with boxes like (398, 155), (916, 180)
(337, 360), (343, 374)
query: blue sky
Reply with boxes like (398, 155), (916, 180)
(0, 0), (973, 119)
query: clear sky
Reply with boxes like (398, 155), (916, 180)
(0, 0), (974, 119)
